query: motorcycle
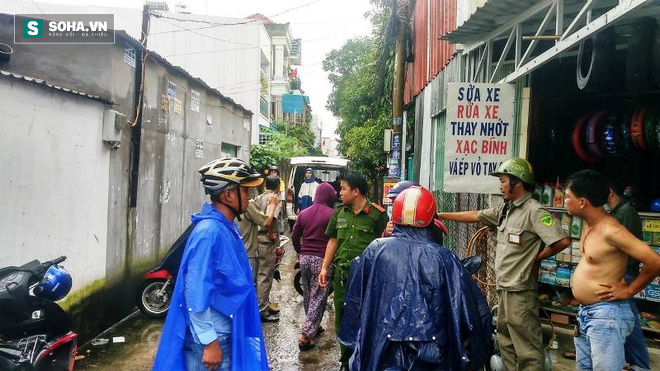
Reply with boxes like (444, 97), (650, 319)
(137, 226), (288, 318)
(293, 261), (334, 296)
(0, 256), (77, 371)
(273, 235), (289, 282)
(136, 223), (194, 318)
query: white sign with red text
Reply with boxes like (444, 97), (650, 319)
(443, 83), (515, 194)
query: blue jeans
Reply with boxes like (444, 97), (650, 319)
(624, 273), (651, 371)
(184, 331), (231, 371)
(575, 301), (635, 371)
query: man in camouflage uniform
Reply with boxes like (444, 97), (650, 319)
(319, 172), (388, 371)
(438, 157), (571, 370)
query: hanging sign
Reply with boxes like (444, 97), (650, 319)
(443, 83), (515, 194)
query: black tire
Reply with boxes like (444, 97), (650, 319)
(626, 17), (657, 94)
(576, 27), (615, 92)
(653, 22), (660, 87)
(136, 279), (172, 318)
(294, 271), (304, 296)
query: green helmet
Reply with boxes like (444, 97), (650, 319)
(489, 157), (534, 184)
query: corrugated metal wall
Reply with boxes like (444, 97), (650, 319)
(404, 0), (456, 105)
(430, 57), (461, 116)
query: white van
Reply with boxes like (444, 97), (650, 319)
(286, 156), (349, 228)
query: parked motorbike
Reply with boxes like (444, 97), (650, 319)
(136, 223), (194, 318)
(137, 226), (289, 318)
(273, 235), (289, 282)
(293, 258), (336, 297)
(0, 256), (77, 371)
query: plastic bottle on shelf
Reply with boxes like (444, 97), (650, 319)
(533, 183), (543, 202)
(571, 216), (583, 239)
(542, 183), (554, 207)
(553, 179), (564, 208)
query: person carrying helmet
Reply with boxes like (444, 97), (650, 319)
(338, 186), (493, 370)
(437, 157), (571, 371)
(153, 157), (271, 371)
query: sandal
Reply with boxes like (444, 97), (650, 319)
(563, 351), (576, 360)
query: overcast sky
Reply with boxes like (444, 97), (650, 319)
(32, 0), (375, 138)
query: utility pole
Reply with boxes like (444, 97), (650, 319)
(127, 3), (150, 276)
(129, 4), (150, 209)
(390, 0), (408, 180)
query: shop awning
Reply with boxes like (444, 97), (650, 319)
(443, 0), (552, 44)
(442, 0), (656, 82)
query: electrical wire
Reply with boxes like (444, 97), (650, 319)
(28, 0), (45, 14)
(154, 16), (261, 47)
(128, 26), (151, 127)
(150, 0), (324, 35)
(160, 45), (260, 58)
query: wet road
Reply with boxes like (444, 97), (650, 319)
(73, 238), (660, 370)
(75, 239), (341, 370)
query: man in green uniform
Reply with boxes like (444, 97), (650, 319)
(438, 157), (571, 370)
(319, 172), (388, 371)
(607, 181), (649, 370)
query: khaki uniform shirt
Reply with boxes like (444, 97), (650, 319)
(325, 200), (388, 272)
(239, 200), (270, 258)
(477, 193), (567, 291)
(254, 190), (281, 244)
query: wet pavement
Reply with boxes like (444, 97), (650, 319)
(75, 239), (340, 370)
(75, 238), (660, 370)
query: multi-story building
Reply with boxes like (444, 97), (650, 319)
(0, 1), (301, 146)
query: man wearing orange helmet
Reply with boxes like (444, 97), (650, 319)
(338, 186), (492, 370)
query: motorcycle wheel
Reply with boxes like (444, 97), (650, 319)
(294, 271), (304, 296)
(294, 270), (334, 296)
(136, 279), (172, 318)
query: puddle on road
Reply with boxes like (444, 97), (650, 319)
(76, 240), (341, 370)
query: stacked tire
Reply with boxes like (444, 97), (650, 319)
(576, 18), (660, 93)
(571, 106), (660, 162)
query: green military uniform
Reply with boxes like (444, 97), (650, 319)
(611, 200), (643, 274)
(325, 200), (388, 363)
(478, 192), (567, 370)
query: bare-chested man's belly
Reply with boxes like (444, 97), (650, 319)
(572, 257), (627, 305)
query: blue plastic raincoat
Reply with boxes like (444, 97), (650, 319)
(338, 226), (492, 371)
(152, 204), (268, 371)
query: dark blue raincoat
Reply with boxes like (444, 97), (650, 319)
(338, 226), (492, 371)
(152, 204), (268, 371)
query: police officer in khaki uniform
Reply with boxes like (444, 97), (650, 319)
(319, 172), (388, 371)
(438, 157), (571, 370)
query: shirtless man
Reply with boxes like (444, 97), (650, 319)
(565, 170), (660, 371)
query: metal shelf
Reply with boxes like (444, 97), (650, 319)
(545, 207), (660, 220)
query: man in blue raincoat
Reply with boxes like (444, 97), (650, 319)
(338, 186), (492, 370)
(153, 157), (273, 371)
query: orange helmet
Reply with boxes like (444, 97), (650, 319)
(392, 186), (437, 228)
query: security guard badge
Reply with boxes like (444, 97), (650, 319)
(508, 233), (521, 245)
(540, 212), (553, 227)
